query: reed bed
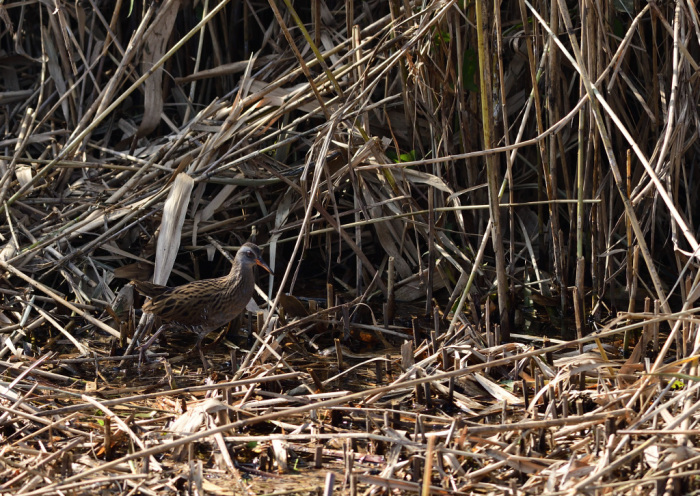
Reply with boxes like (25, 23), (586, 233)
(0, 0), (699, 494)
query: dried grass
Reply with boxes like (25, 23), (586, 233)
(0, 0), (699, 494)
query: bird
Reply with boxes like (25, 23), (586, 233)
(132, 242), (272, 369)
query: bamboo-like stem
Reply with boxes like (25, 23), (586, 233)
(476, 0), (509, 340)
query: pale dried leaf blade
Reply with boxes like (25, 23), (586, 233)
(199, 181), (239, 222)
(401, 168), (454, 193)
(0, 241), (16, 262)
(137, 0), (181, 136)
(248, 79), (327, 113)
(472, 373), (522, 405)
(360, 185), (413, 279)
(41, 26), (70, 121)
(271, 438), (288, 472)
(154, 173), (194, 285)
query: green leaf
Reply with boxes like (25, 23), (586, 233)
(433, 29), (451, 46)
(399, 150), (417, 162)
(387, 149), (417, 163)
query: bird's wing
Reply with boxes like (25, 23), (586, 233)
(132, 280), (171, 298)
(139, 278), (226, 324)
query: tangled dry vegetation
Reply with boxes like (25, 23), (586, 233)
(0, 0), (699, 494)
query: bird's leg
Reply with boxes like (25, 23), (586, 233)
(202, 325), (231, 350)
(139, 323), (171, 365)
(196, 335), (210, 371)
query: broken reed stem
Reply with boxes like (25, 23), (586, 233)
(0, 1), (697, 494)
(422, 435), (436, 496)
(573, 286), (583, 354)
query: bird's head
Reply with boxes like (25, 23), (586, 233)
(236, 242), (272, 274)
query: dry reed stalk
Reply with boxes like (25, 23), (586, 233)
(0, 0), (698, 493)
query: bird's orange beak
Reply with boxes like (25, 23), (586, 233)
(256, 258), (273, 274)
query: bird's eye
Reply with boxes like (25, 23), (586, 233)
(247, 251), (254, 258)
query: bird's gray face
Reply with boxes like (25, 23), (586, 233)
(237, 244), (272, 273)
